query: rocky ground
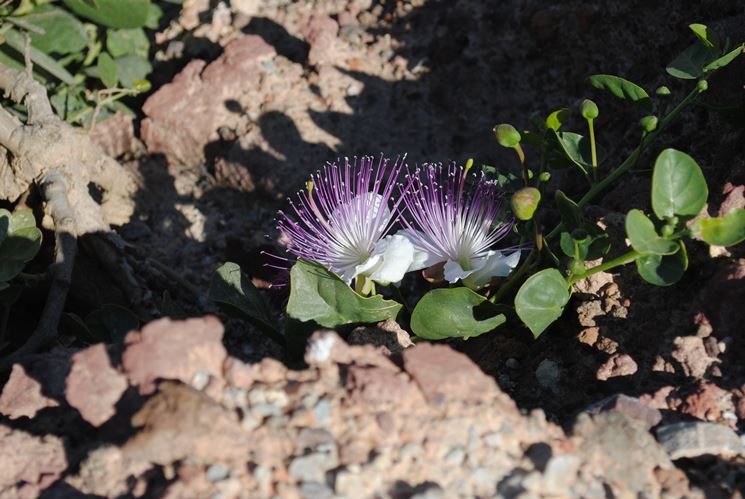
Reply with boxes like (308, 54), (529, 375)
(2, 0), (745, 497)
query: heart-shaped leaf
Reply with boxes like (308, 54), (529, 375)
(691, 208), (745, 247)
(688, 23), (718, 49)
(97, 52), (118, 87)
(547, 130), (601, 174)
(666, 42), (718, 79)
(636, 242), (687, 286)
(411, 287), (506, 340)
(625, 209), (679, 255)
(515, 268), (570, 338)
(651, 149), (708, 219)
(209, 262), (280, 341)
(545, 108), (570, 131)
(554, 190), (584, 230)
(588, 74), (653, 112)
(287, 259), (402, 329)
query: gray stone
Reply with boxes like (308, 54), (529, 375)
(656, 422), (745, 460)
(535, 359), (561, 393)
(289, 452), (338, 483)
(299, 481), (334, 499)
(206, 463), (229, 482)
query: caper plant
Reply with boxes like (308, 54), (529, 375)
(210, 23), (745, 347)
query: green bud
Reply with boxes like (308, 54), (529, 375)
(132, 79), (152, 93)
(697, 80), (708, 92)
(527, 169), (534, 180)
(568, 258), (586, 276)
(655, 86), (671, 97)
(639, 115), (658, 133)
(580, 99), (599, 120)
(511, 187), (541, 221)
(539, 171), (551, 182)
(465, 158), (474, 172)
(494, 124), (521, 148)
(661, 224), (675, 238)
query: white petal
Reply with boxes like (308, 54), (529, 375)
(394, 229), (441, 271)
(443, 259), (475, 283)
(463, 250), (521, 289)
(355, 234), (416, 285)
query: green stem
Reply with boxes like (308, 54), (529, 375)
(515, 143), (528, 185)
(588, 118), (598, 181)
(491, 249), (537, 303)
(547, 84), (703, 242)
(567, 250), (640, 286)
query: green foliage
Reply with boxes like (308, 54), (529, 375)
(0, 209), (42, 285)
(286, 260), (402, 329)
(209, 262), (280, 341)
(666, 23), (743, 80)
(410, 287), (506, 340)
(635, 242), (688, 286)
(0, 0), (160, 125)
(588, 74), (653, 111)
(651, 149), (708, 219)
(514, 269), (570, 338)
(625, 209), (678, 255)
(691, 209), (745, 247)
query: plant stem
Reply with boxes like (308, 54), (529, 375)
(491, 248), (537, 304)
(588, 118), (598, 181)
(547, 84), (703, 242)
(567, 250), (639, 286)
(515, 144), (528, 185)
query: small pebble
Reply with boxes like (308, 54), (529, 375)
(505, 358), (520, 369)
(206, 463), (229, 482)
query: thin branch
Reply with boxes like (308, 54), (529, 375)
(23, 32), (32, 78)
(0, 171), (77, 371)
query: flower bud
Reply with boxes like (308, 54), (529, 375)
(639, 115), (658, 133)
(132, 79), (152, 93)
(539, 171), (551, 182)
(494, 124), (521, 148)
(581, 99), (599, 120)
(655, 86), (671, 97)
(697, 80), (708, 92)
(511, 187), (541, 221)
(568, 258), (586, 276)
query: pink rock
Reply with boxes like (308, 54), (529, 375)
(0, 364), (58, 419)
(301, 14), (339, 66)
(66, 344), (128, 427)
(671, 336), (717, 379)
(122, 316), (227, 395)
(0, 425), (67, 494)
(719, 184), (745, 216)
(596, 354), (638, 381)
(141, 35), (275, 167)
(403, 343), (496, 405)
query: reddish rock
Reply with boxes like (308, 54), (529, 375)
(403, 343), (496, 405)
(0, 425), (67, 495)
(719, 184), (745, 216)
(66, 344), (128, 427)
(224, 358), (254, 389)
(124, 383), (249, 465)
(347, 318), (414, 355)
(141, 35), (275, 167)
(679, 382), (732, 422)
(122, 316), (227, 395)
(346, 365), (424, 405)
(251, 358), (288, 385)
(700, 259), (745, 336)
(671, 336), (717, 379)
(305, 330), (398, 371)
(301, 14), (339, 66)
(0, 364), (59, 419)
(596, 354), (638, 381)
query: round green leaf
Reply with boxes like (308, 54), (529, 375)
(114, 54), (152, 88)
(63, 0), (151, 29)
(287, 260), (402, 329)
(515, 268), (570, 338)
(588, 74), (653, 112)
(106, 28), (149, 58)
(666, 42), (717, 80)
(635, 242), (687, 286)
(651, 149), (708, 219)
(9, 210), (37, 232)
(410, 287), (506, 340)
(625, 209), (679, 255)
(554, 190), (584, 230)
(97, 52), (118, 87)
(25, 5), (87, 55)
(691, 208), (745, 247)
